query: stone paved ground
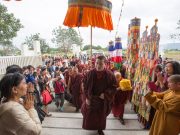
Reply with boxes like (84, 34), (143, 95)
(41, 101), (149, 135)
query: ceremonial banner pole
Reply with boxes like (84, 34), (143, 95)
(90, 26), (93, 65)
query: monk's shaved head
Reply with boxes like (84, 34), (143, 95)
(114, 72), (122, 82)
(168, 75), (180, 83)
(114, 72), (121, 78)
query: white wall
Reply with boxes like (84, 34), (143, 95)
(0, 56), (42, 78)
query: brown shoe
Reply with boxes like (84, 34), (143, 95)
(98, 130), (104, 135)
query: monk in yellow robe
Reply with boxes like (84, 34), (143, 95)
(145, 75), (180, 135)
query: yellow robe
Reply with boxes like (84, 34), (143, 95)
(145, 90), (180, 135)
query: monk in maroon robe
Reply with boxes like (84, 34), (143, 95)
(76, 62), (84, 73)
(68, 67), (83, 112)
(64, 68), (72, 88)
(112, 72), (129, 125)
(81, 56), (116, 135)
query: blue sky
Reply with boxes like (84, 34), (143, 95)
(1, 0), (180, 49)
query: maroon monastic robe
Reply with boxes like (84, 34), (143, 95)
(81, 69), (116, 130)
(76, 64), (84, 73)
(70, 74), (83, 109)
(112, 90), (129, 117)
(64, 70), (70, 86)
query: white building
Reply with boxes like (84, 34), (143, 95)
(21, 40), (41, 56)
(71, 44), (81, 57)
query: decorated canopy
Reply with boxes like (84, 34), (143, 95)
(63, 0), (113, 30)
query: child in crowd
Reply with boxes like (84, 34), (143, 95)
(54, 75), (65, 112)
(145, 74), (180, 135)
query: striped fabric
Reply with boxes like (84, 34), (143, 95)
(114, 37), (123, 69)
(68, 0), (112, 12)
(108, 40), (115, 62)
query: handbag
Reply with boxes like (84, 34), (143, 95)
(42, 89), (52, 105)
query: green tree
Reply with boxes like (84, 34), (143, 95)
(170, 19), (180, 41)
(83, 45), (103, 51)
(0, 41), (21, 56)
(0, 4), (23, 56)
(95, 45), (102, 50)
(52, 27), (83, 53)
(83, 45), (91, 50)
(23, 33), (50, 54)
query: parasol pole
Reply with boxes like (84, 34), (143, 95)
(90, 26), (93, 65)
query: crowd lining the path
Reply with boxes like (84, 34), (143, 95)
(0, 55), (180, 135)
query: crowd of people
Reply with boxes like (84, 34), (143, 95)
(0, 54), (180, 135)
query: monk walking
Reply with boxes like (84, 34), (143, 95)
(68, 67), (83, 112)
(112, 72), (130, 125)
(81, 56), (116, 135)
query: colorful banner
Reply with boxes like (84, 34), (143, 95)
(114, 37), (123, 69)
(132, 19), (160, 123)
(126, 17), (141, 80)
(108, 40), (115, 62)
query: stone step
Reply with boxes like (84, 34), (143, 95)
(48, 101), (135, 114)
(43, 113), (143, 130)
(42, 128), (149, 135)
(42, 102), (147, 135)
(47, 112), (138, 120)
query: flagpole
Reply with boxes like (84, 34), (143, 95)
(90, 26), (93, 65)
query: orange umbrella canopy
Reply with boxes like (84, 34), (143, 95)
(63, 0), (113, 30)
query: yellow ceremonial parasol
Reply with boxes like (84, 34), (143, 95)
(63, 0), (113, 60)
